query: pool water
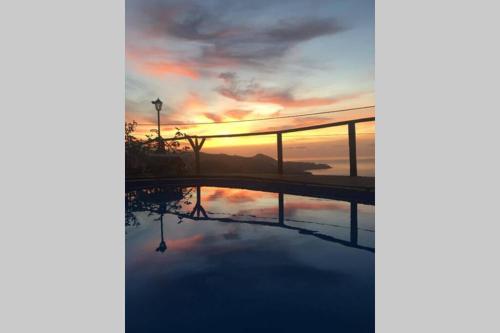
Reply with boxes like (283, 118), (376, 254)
(126, 185), (375, 333)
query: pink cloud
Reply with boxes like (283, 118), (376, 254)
(203, 113), (224, 122)
(139, 61), (200, 79)
(223, 109), (253, 120)
(217, 72), (342, 108)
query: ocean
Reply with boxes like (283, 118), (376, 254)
(288, 157), (375, 177)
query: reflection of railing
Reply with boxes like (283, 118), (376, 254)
(189, 186), (208, 219)
(169, 186), (374, 253)
(160, 117), (375, 176)
(127, 177), (374, 205)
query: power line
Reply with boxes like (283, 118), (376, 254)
(285, 133), (375, 137)
(132, 132), (375, 140)
(134, 105), (375, 127)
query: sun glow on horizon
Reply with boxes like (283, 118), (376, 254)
(126, 0), (375, 159)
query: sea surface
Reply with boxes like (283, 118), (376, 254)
(289, 157), (375, 177)
(126, 184), (375, 332)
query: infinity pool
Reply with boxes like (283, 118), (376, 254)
(126, 184), (374, 332)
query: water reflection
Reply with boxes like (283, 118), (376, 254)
(126, 184), (375, 333)
(155, 214), (166, 253)
(189, 186), (208, 219)
(126, 186), (374, 253)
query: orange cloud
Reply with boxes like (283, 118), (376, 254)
(182, 93), (207, 110)
(217, 72), (344, 108)
(205, 188), (269, 203)
(224, 109), (253, 120)
(169, 234), (204, 250)
(140, 61), (199, 79)
(203, 113), (224, 122)
(126, 44), (200, 79)
(255, 95), (338, 108)
(238, 200), (349, 216)
(127, 44), (240, 78)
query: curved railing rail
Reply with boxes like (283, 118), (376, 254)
(150, 116), (375, 176)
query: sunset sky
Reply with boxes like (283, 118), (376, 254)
(126, 0), (375, 160)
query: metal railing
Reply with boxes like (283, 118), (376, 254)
(158, 117), (375, 176)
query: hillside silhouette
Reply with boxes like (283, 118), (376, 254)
(126, 151), (331, 178)
(181, 152), (330, 174)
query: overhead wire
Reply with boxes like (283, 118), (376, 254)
(134, 105), (375, 127)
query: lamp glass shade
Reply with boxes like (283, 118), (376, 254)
(152, 98), (163, 112)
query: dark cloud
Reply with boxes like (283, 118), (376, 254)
(148, 3), (231, 41)
(130, 1), (345, 68)
(216, 72), (339, 108)
(266, 18), (342, 42)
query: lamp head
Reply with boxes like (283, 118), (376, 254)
(156, 241), (167, 253)
(152, 98), (163, 112)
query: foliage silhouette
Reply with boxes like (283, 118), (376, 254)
(125, 121), (191, 178)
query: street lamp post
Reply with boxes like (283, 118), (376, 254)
(151, 98), (164, 152)
(156, 213), (167, 253)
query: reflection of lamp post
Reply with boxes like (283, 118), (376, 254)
(156, 214), (167, 253)
(151, 98), (164, 152)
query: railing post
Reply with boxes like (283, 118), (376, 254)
(350, 202), (358, 245)
(189, 186), (207, 219)
(278, 192), (284, 225)
(277, 132), (283, 174)
(348, 122), (357, 177)
(194, 138), (200, 175)
(187, 136), (205, 176)
(196, 185), (201, 217)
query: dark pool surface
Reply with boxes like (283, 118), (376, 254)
(126, 185), (374, 333)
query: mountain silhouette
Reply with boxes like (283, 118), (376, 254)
(181, 152), (331, 174)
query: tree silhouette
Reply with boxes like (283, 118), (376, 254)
(125, 121), (191, 178)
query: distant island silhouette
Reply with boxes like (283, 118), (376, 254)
(181, 152), (331, 174)
(126, 151), (331, 178)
